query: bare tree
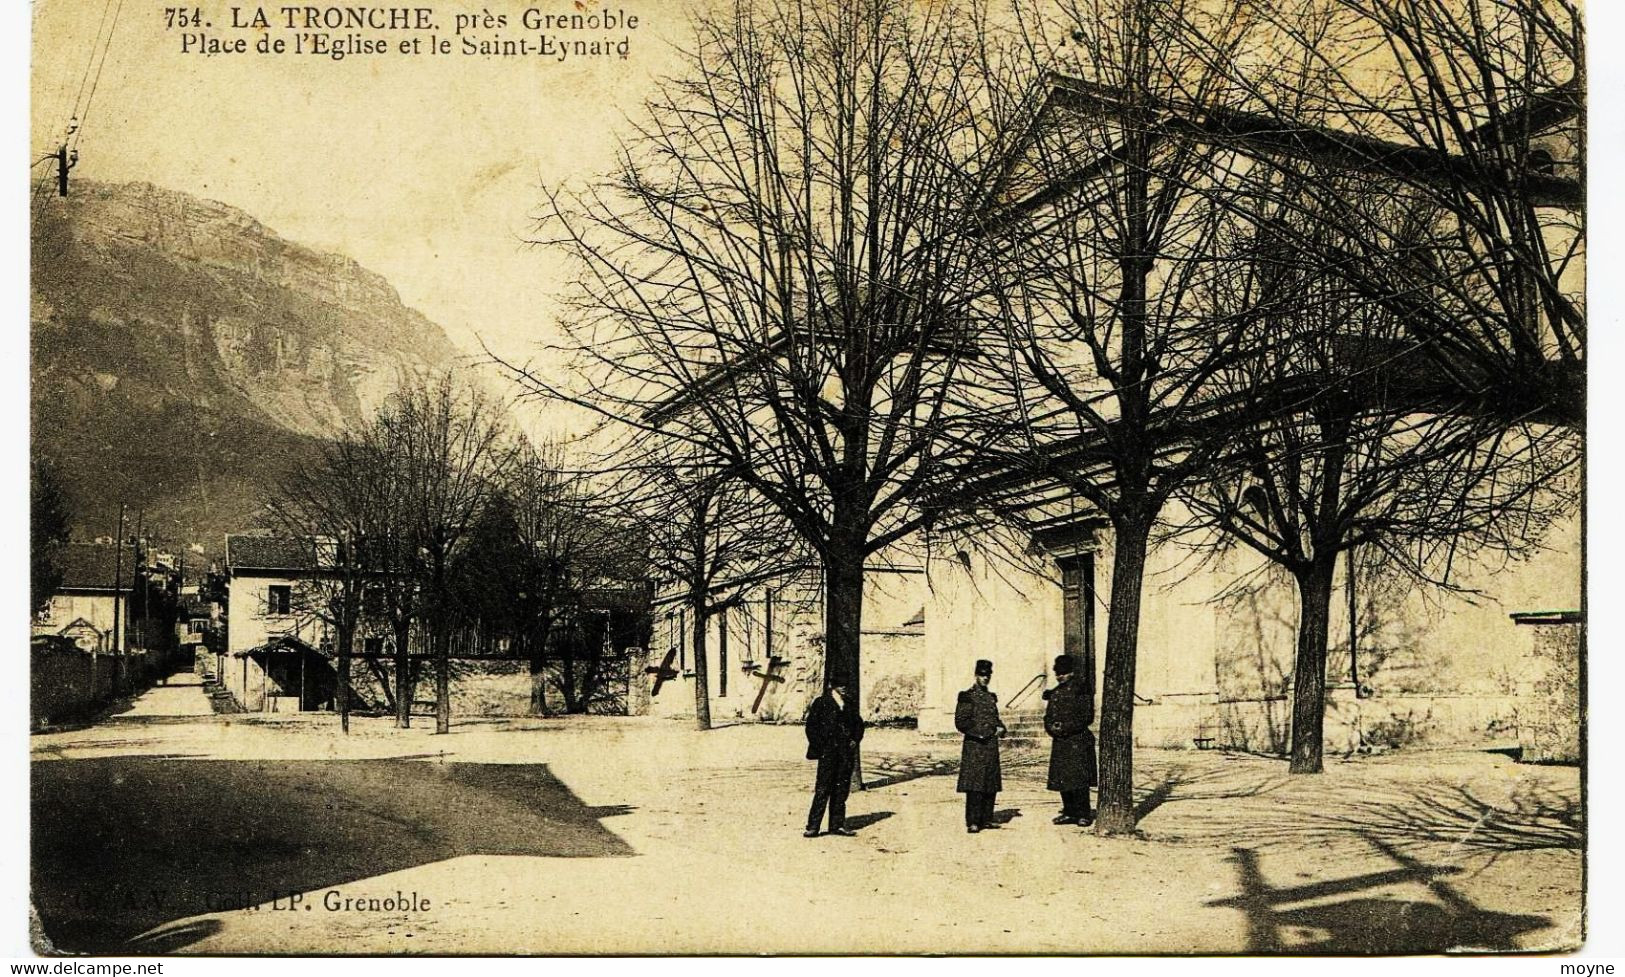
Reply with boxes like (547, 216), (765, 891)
(623, 445), (806, 729)
(511, 446), (592, 716)
(1173, 172), (1579, 774)
(451, 443), (577, 714)
(1208, 0), (1583, 427)
(504, 0), (1008, 707)
(1153, 0), (1585, 771)
(966, 0), (1264, 835)
(380, 374), (515, 734)
(266, 429), (393, 733)
(460, 443), (644, 716)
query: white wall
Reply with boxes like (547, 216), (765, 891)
(643, 567), (926, 724)
(225, 573), (327, 657)
(920, 506), (1582, 747)
(33, 592), (126, 651)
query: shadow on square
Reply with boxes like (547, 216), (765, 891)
(1208, 833), (1550, 952)
(32, 757), (635, 955)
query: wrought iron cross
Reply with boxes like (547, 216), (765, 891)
(746, 656), (788, 714)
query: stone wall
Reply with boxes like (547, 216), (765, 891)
(1142, 686), (1521, 754)
(31, 645), (168, 727)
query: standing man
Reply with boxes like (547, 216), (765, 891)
(804, 674), (864, 837)
(1043, 654), (1097, 826)
(955, 659), (1006, 833)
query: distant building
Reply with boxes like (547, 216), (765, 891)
(222, 533), (336, 712)
(219, 530), (653, 717)
(32, 542), (138, 654)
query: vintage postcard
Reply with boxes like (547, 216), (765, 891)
(26, 0), (1585, 957)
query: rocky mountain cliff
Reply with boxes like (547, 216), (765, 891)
(32, 181), (469, 546)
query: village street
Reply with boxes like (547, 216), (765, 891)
(31, 669), (1583, 955)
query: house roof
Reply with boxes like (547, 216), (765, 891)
(986, 73), (1583, 224)
(226, 534), (318, 573)
(235, 634), (326, 657)
(56, 543), (138, 592)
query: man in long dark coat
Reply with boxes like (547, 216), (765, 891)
(803, 676), (865, 837)
(955, 659), (1006, 833)
(1042, 654), (1097, 826)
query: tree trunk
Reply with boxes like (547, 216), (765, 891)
(691, 594), (712, 730)
(823, 547), (865, 696)
(1095, 514), (1151, 836)
(561, 637), (578, 713)
(434, 628), (451, 734)
(337, 624), (352, 735)
(529, 647), (548, 717)
(393, 620), (411, 729)
(366, 657), (395, 713)
(824, 543), (865, 789)
(1289, 557), (1338, 774)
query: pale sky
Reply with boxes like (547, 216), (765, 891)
(30, 0), (693, 372)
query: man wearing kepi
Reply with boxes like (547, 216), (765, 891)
(803, 674), (865, 837)
(955, 659), (1006, 833)
(1043, 654), (1097, 826)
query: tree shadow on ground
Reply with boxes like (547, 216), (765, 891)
(862, 753), (957, 789)
(1208, 833), (1550, 952)
(32, 758), (635, 955)
(1195, 778), (1581, 864)
(1133, 761), (1288, 821)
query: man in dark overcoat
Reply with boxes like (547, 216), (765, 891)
(803, 675), (865, 837)
(955, 659), (1006, 832)
(1042, 654), (1097, 825)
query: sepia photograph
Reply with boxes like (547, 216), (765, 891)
(24, 0), (1587, 957)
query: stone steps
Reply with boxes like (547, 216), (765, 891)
(926, 707), (1052, 747)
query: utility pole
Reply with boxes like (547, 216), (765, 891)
(176, 546), (186, 683)
(110, 505), (126, 692)
(135, 508), (146, 659)
(338, 528), (352, 735)
(55, 145), (77, 197)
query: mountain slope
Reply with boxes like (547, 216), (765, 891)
(32, 181), (469, 547)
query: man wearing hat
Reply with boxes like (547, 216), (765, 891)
(803, 673), (865, 837)
(1042, 654), (1097, 826)
(955, 659), (1006, 833)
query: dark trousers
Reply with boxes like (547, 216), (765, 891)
(964, 790), (996, 827)
(806, 749), (854, 832)
(1060, 789), (1093, 821)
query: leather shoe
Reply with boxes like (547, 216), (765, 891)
(829, 827), (857, 837)
(967, 824), (981, 833)
(803, 829), (820, 838)
(1052, 814), (1077, 825)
